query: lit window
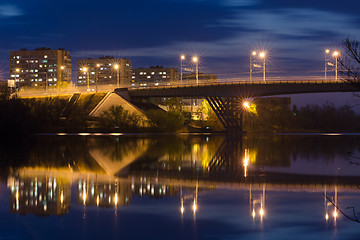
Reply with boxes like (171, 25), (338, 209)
(163, 72), (167, 74)
(39, 65), (42, 68)
(162, 76), (167, 78)
(48, 69), (53, 72)
(126, 63), (130, 66)
(132, 76), (135, 79)
(159, 72), (162, 75)
(35, 69), (38, 72)
(16, 61), (19, 64)
(147, 76), (151, 79)
(151, 72), (155, 75)
(16, 56), (20, 59)
(79, 76), (83, 79)
(44, 55), (47, 58)
(43, 60), (47, 63)
(109, 63), (112, 66)
(79, 68), (82, 71)
(140, 72), (143, 75)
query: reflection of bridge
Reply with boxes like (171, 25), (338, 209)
(121, 79), (358, 134)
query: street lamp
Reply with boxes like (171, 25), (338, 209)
(14, 68), (20, 90)
(180, 55), (185, 83)
(114, 64), (120, 88)
(332, 51), (340, 81)
(192, 56), (199, 85)
(58, 65), (65, 92)
(83, 67), (90, 91)
(95, 63), (100, 92)
(250, 51), (257, 81)
(325, 49), (330, 81)
(259, 52), (266, 83)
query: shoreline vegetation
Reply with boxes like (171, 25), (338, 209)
(0, 85), (360, 136)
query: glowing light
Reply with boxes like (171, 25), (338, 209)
(325, 49), (330, 54)
(114, 64), (119, 70)
(243, 101), (250, 109)
(333, 210), (337, 218)
(181, 204), (184, 214)
(96, 195), (100, 206)
(60, 66), (65, 70)
(192, 56), (198, 62)
(259, 52), (266, 58)
(252, 209), (256, 218)
(114, 193), (118, 205)
(15, 68), (20, 72)
(325, 213), (329, 220)
(83, 67), (88, 72)
(181, 55), (185, 60)
(60, 190), (64, 204)
(96, 64), (100, 67)
(332, 51), (339, 57)
(193, 200), (197, 213)
(260, 208), (264, 217)
(252, 51), (257, 56)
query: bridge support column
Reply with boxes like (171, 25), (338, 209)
(206, 97), (244, 135)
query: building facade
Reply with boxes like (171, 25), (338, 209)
(9, 47), (72, 88)
(131, 66), (179, 86)
(77, 57), (132, 87)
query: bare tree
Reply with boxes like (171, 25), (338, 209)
(339, 38), (360, 90)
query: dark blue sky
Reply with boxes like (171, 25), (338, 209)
(1, 0), (360, 81)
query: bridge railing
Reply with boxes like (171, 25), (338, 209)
(128, 76), (345, 91)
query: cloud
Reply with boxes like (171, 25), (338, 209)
(0, 4), (23, 17)
(222, 0), (259, 7)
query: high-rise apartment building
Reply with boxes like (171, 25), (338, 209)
(77, 57), (132, 87)
(131, 65), (179, 86)
(9, 47), (72, 88)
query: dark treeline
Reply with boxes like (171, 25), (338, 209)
(244, 98), (360, 132)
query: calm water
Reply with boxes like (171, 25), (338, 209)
(1, 134), (360, 239)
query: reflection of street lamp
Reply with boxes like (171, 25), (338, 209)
(83, 67), (89, 91)
(332, 51), (340, 81)
(114, 64), (120, 87)
(192, 57), (199, 85)
(180, 55), (185, 82)
(250, 51), (257, 81)
(259, 52), (266, 83)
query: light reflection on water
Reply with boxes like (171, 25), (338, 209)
(1, 134), (360, 239)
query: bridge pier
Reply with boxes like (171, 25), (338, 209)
(206, 97), (244, 135)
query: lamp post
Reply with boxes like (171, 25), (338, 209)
(192, 56), (199, 85)
(59, 65), (65, 92)
(259, 52), (266, 83)
(15, 68), (20, 90)
(250, 51), (256, 81)
(95, 63), (100, 92)
(114, 64), (120, 88)
(325, 49), (330, 81)
(332, 51), (339, 82)
(83, 67), (89, 91)
(180, 55), (185, 83)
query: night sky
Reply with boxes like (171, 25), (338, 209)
(1, 0), (360, 105)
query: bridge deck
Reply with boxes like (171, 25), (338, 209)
(127, 80), (357, 98)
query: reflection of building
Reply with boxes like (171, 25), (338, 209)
(9, 47), (72, 88)
(77, 178), (131, 207)
(77, 56), (132, 86)
(131, 179), (178, 198)
(7, 176), (71, 216)
(131, 66), (179, 85)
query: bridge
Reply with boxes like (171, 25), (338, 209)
(119, 79), (358, 134)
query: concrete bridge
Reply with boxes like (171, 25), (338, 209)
(116, 79), (358, 134)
